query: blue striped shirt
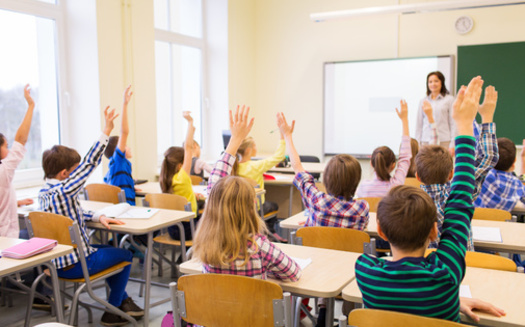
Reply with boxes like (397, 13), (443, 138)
(104, 147), (136, 205)
(474, 169), (525, 211)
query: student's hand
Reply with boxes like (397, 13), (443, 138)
(134, 186), (142, 192)
(395, 100), (408, 120)
(123, 84), (133, 106)
(230, 105), (255, 141)
(453, 76), (483, 135)
(103, 106), (119, 136)
(460, 297), (505, 323)
(196, 193), (205, 201)
(183, 111), (194, 123)
(422, 100), (435, 123)
(17, 198), (34, 207)
(24, 84), (35, 108)
(276, 112), (295, 138)
(478, 85), (498, 123)
(99, 215), (125, 229)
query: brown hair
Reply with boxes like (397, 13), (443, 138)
(237, 137), (255, 160)
(371, 146), (396, 182)
(104, 136), (119, 159)
(377, 185), (437, 251)
(426, 71), (449, 97)
(160, 146), (184, 193)
(495, 137), (516, 171)
(407, 138), (420, 178)
(0, 133), (5, 147)
(323, 154), (361, 200)
(42, 145), (81, 179)
(415, 145), (453, 185)
(193, 176), (267, 266)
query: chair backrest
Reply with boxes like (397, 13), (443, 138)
(344, 308), (466, 327)
(84, 183), (125, 204)
(404, 177), (422, 188)
(296, 226), (370, 253)
(356, 197), (382, 213)
(473, 207), (511, 222)
(143, 193), (189, 211)
(425, 249), (517, 272)
(171, 274), (290, 327)
(189, 175), (203, 185)
(26, 212), (75, 247)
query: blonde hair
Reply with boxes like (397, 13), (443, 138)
(193, 176), (267, 266)
(237, 137), (255, 160)
(160, 146), (184, 193)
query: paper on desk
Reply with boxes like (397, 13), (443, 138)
(272, 174), (292, 181)
(460, 285), (472, 298)
(290, 256), (312, 270)
(96, 203), (159, 219)
(192, 185), (208, 195)
(472, 226), (502, 242)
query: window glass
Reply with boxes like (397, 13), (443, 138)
(154, 0), (202, 38)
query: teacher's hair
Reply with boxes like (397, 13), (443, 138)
(426, 71), (449, 96)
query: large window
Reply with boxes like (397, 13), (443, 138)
(0, 1), (63, 185)
(154, 0), (205, 158)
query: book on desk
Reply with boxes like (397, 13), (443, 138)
(95, 203), (159, 219)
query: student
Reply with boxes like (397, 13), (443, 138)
(189, 140), (213, 178)
(356, 100), (411, 198)
(354, 76), (488, 322)
(160, 111), (203, 241)
(104, 85), (136, 205)
(474, 137), (525, 210)
(415, 85), (499, 250)
(193, 105), (301, 281)
(0, 85), (35, 238)
(38, 107), (143, 326)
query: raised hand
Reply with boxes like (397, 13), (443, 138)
(183, 111), (194, 123)
(276, 112), (295, 137)
(24, 84), (35, 108)
(453, 76), (483, 135)
(103, 106), (119, 136)
(478, 85), (498, 123)
(123, 84), (133, 106)
(395, 99), (408, 121)
(225, 105), (254, 156)
(422, 100), (435, 123)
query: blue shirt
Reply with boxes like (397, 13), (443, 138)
(474, 169), (525, 211)
(104, 148), (135, 205)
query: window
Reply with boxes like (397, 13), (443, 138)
(154, 0), (205, 158)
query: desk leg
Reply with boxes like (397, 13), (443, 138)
(288, 185), (294, 218)
(143, 232), (153, 327)
(326, 297), (334, 327)
(43, 262), (65, 323)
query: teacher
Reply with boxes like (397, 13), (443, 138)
(415, 71), (456, 149)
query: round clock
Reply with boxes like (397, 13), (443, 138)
(455, 15), (474, 35)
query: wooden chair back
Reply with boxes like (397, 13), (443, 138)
(296, 226), (370, 253)
(345, 308), (466, 327)
(84, 183), (124, 204)
(425, 249), (517, 272)
(404, 177), (422, 188)
(144, 193), (189, 211)
(315, 182), (326, 193)
(27, 212), (75, 247)
(174, 274), (287, 327)
(473, 208), (511, 222)
(356, 197), (382, 213)
(190, 175), (203, 185)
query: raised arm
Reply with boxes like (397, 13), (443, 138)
(276, 112), (304, 173)
(182, 111), (196, 175)
(415, 100), (424, 142)
(14, 84), (35, 145)
(117, 84), (133, 152)
(390, 100), (412, 185)
(396, 99), (409, 137)
(422, 100), (439, 145)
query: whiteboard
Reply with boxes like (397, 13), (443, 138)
(324, 56), (454, 157)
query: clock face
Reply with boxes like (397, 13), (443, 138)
(455, 16), (473, 34)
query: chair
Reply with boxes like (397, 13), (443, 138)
(299, 155), (321, 180)
(339, 308), (467, 327)
(26, 212), (136, 326)
(83, 183), (126, 204)
(356, 197), (382, 213)
(473, 208), (512, 222)
(404, 177), (422, 188)
(170, 274), (292, 327)
(189, 175), (203, 185)
(425, 249), (517, 272)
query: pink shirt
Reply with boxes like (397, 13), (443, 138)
(0, 141), (26, 237)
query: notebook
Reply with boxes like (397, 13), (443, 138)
(2, 237), (58, 259)
(95, 203), (159, 219)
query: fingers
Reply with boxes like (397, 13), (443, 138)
(290, 120), (295, 134)
(234, 105), (241, 124)
(463, 307), (480, 323)
(229, 110), (234, 128)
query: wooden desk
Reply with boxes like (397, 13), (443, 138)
(265, 174), (303, 218)
(135, 182), (265, 198)
(342, 266), (525, 327)
(0, 237), (73, 323)
(268, 162), (326, 174)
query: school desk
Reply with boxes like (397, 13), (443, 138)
(341, 266), (525, 327)
(179, 243), (360, 327)
(267, 162), (326, 174)
(81, 200), (195, 327)
(265, 173), (304, 218)
(0, 237), (73, 324)
(135, 181), (265, 198)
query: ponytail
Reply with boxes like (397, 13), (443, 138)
(371, 146), (396, 182)
(160, 146), (185, 193)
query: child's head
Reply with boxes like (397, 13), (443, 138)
(193, 175), (266, 266)
(407, 138), (420, 178)
(237, 137), (256, 159)
(42, 145), (81, 179)
(377, 185), (437, 251)
(104, 136), (132, 159)
(371, 146), (396, 182)
(415, 145), (453, 185)
(0, 134), (8, 160)
(495, 137), (516, 172)
(323, 154), (361, 200)
(160, 146), (184, 193)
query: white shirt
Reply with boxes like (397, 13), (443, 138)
(415, 94), (456, 145)
(0, 141), (26, 237)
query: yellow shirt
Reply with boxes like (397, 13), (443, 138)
(238, 140), (286, 203)
(172, 169), (197, 214)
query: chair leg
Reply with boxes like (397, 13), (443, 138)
(24, 272), (47, 327)
(85, 285), (138, 327)
(158, 243), (164, 277)
(294, 296), (303, 327)
(68, 283), (87, 326)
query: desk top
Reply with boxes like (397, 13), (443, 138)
(179, 243), (360, 298)
(0, 237), (73, 277)
(264, 173), (296, 185)
(342, 266), (525, 327)
(268, 162), (326, 174)
(135, 182), (265, 197)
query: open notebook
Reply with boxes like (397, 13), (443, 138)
(95, 203), (159, 219)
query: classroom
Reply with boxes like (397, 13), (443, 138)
(2, 0), (525, 326)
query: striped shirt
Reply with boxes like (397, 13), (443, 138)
(356, 135), (412, 198)
(355, 135), (476, 322)
(104, 147), (136, 205)
(38, 134), (108, 269)
(423, 123), (498, 251)
(294, 172), (369, 230)
(474, 169), (525, 211)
